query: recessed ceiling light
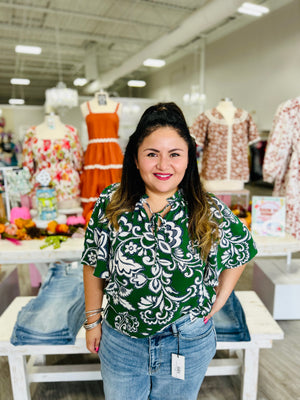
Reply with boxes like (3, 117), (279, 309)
(127, 80), (146, 87)
(73, 78), (88, 86)
(10, 78), (30, 85)
(9, 98), (25, 105)
(238, 2), (269, 17)
(143, 59), (166, 68)
(15, 45), (42, 55)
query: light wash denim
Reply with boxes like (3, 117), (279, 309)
(99, 313), (217, 400)
(213, 291), (250, 342)
(10, 261), (85, 345)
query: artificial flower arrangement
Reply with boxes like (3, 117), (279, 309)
(0, 215), (86, 248)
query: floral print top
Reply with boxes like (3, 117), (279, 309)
(190, 108), (260, 181)
(81, 184), (257, 338)
(22, 125), (83, 202)
(263, 96), (300, 239)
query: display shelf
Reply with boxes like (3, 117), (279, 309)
(253, 259), (300, 320)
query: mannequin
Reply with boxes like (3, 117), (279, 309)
(216, 98), (237, 125)
(80, 90), (123, 220)
(22, 110), (83, 210)
(80, 90), (122, 117)
(190, 98), (260, 192)
(35, 112), (67, 140)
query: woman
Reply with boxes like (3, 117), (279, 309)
(81, 102), (257, 400)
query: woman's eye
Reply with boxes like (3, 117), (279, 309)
(170, 153), (180, 157)
(147, 152), (157, 157)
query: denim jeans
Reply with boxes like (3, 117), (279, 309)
(213, 291), (250, 342)
(99, 313), (217, 400)
(10, 261), (85, 345)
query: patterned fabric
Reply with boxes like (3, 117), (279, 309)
(80, 102), (123, 219)
(81, 184), (257, 338)
(263, 97), (300, 239)
(190, 108), (260, 181)
(22, 125), (83, 202)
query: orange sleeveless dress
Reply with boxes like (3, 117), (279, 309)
(80, 102), (123, 219)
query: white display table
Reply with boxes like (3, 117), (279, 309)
(0, 237), (84, 264)
(253, 233), (300, 265)
(0, 233), (299, 265)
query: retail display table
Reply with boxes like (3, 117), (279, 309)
(0, 291), (284, 400)
(253, 233), (300, 265)
(0, 238), (84, 264)
(0, 233), (299, 265)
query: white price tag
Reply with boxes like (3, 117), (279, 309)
(171, 353), (185, 380)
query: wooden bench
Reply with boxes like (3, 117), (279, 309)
(0, 291), (284, 400)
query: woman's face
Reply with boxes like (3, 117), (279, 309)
(136, 126), (189, 198)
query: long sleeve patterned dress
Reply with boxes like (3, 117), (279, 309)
(263, 97), (300, 239)
(22, 125), (83, 203)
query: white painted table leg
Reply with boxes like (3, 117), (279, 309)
(8, 353), (31, 400)
(240, 347), (259, 400)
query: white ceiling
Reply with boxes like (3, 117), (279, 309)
(0, 0), (290, 105)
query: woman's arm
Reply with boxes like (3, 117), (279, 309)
(83, 265), (105, 353)
(204, 263), (246, 322)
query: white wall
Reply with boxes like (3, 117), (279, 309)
(144, 0), (300, 130)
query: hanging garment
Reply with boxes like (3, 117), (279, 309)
(263, 97), (300, 239)
(80, 102), (123, 219)
(22, 125), (83, 203)
(190, 108), (260, 182)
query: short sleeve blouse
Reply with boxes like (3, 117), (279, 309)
(81, 184), (257, 338)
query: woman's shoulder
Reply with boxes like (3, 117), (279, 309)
(94, 183), (120, 208)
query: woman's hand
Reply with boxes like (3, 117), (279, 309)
(86, 323), (102, 353)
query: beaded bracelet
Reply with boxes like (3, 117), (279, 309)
(83, 315), (103, 331)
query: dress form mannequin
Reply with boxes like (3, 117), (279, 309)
(35, 113), (67, 140)
(216, 98), (237, 125)
(23, 110), (83, 210)
(204, 98), (244, 192)
(80, 90), (122, 117)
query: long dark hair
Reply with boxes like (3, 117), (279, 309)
(106, 102), (219, 258)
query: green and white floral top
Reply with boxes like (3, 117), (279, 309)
(81, 183), (257, 338)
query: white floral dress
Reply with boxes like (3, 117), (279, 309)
(263, 97), (300, 239)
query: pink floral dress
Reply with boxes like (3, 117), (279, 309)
(22, 125), (83, 203)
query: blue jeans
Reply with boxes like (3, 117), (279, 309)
(99, 314), (216, 400)
(10, 261), (85, 345)
(213, 291), (250, 342)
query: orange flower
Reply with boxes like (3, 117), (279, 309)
(47, 220), (58, 234)
(55, 224), (69, 234)
(0, 223), (5, 234)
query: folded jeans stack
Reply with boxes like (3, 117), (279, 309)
(10, 261), (85, 345)
(213, 290), (250, 342)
